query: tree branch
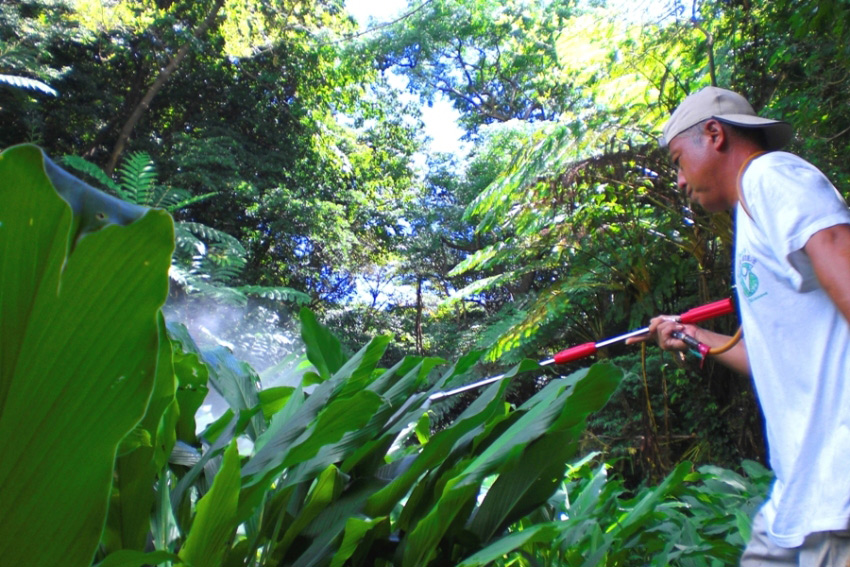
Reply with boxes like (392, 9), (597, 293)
(106, 0), (227, 174)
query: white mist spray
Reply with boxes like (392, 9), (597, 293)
(163, 296), (309, 432)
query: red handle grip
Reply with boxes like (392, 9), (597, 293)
(678, 298), (734, 324)
(553, 342), (598, 365)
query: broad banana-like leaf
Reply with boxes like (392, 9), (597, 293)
(202, 346), (264, 439)
(452, 363), (620, 491)
(277, 464), (345, 556)
(365, 378), (510, 518)
(467, 429), (578, 541)
(179, 440), (242, 567)
(167, 322), (211, 444)
(0, 144), (174, 566)
(402, 363), (621, 567)
(300, 307), (345, 380)
(104, 313), (178, 553)
(239, 333), (390, 517)
(457, 524), (560, 567)
(329, 516), (390, 567)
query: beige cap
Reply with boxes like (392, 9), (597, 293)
(662, 86), (793, 150)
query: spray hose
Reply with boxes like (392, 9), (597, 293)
(428, 298), (739, 402)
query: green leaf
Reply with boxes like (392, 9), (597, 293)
(116, 426), (154, 457)
(167, 323), (210, 444)
(105, 313), (178, 553)
(300, 307), (346, 380)
(202, 346), (264, 439)
(330, 516), (390, 567)
(403, 483), (480, 567)
(179, 440), (242, 567)
(365, 378), (510, 517)
(0, 144), (173, 566)
(609, 460), (692, 541)
(456, 524), (560, 567)
(278, 465), (345, 555)
(258, 386), (295, 420)
(468, 429), (578, 541)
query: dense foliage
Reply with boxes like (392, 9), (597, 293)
(4, 0), (850, 563)
(1, 145), (771, 566)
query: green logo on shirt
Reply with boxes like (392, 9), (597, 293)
(739, 254), (767, 302)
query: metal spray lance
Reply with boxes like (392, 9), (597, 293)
(428, 298), (736, 402)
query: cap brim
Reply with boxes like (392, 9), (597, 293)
(714, 115), (793, 150)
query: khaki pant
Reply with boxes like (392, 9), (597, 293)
(741, 510), (850, 567)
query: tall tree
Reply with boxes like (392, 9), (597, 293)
(371, 0), (582, 132)
(1, 0), (425, 306)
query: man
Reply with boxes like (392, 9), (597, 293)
(638, 86), (850, 565)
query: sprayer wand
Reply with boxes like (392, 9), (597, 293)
(427, 297), (735, 402)
(551, 298), (734, 364)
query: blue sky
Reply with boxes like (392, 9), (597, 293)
(345, 0), (468, 159)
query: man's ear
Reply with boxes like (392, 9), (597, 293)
(703, 119), (727, 149)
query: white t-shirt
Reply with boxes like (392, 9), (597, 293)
(735, 151), (850, 547)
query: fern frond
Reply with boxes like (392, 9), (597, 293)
(174, 224), (205, 255)
(0, 73), (57, 96)
(61, 155), (125, 197)
(179, 222), (247, 256)
(117, 152), (157, 205)
(483, 276), (615, 362)
(442, 273), (517, 308)
(169, 268), (249, 306)
(235, 286), (311, 305)
(447, 245), (501, 277)
(165, 191), (218, 212)
(198, 253), (245, 285)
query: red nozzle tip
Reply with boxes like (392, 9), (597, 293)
(553, 342), (597, 364)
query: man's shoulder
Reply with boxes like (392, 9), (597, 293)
(748, 151), (824, 181)
(753, 150), (809, 168)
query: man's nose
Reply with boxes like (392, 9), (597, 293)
(677, 169), (688, 191)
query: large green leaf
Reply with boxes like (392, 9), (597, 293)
(104, 313), (178, 553)
(167, 322), (211, 444)
(202, 346), (264, 439)
(277, 464), (345, 556)
(365, 378), (510, 517)
(456, 524), (560, 567)
(300, 307), (345, 380)
(451, 362), (621, 490)
(467, 429), (578, 541)
(0, 144), (174, 566)
(329, 516), (390, 567)
(179, 440), (242, 567)
(94, 550), (181, 567)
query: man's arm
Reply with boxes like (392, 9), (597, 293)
(806, 224), (850, 324)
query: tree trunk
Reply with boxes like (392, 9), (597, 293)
(415, 278), (424, 355)
(106, 0), (227, 174)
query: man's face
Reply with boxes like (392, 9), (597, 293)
(667, 127), (729, 213)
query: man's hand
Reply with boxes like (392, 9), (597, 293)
(626, 316), (695, 351)
(627, 316), (750, 375)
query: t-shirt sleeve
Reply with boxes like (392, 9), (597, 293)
(743, 154), (850, 291)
